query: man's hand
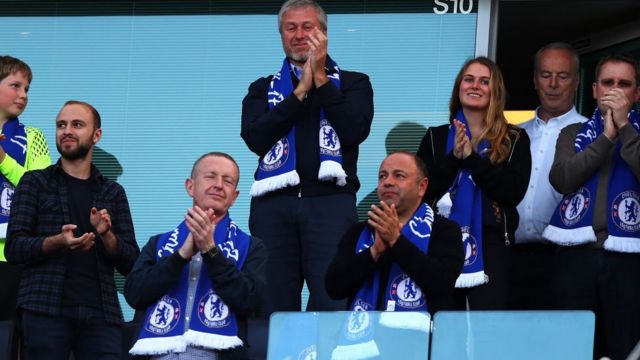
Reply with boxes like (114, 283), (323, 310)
(307, 28), (328, 87)
(603, 108), (618, 141)
(178, 233), (196, 259)
(293, 60), (313, 101)
(601, 88), (631, 129)
(90, 207), (111, 235)
(368, 201), (402, 248)
(184, 206), (216, 253)
(61, 224), (95, 251)
(90, 207), (119, 254)
(452, 119), (472, 159)
(369, 231), (388, 262)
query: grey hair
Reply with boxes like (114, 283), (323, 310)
(278, 0), (327, 32)
(533, 42), (580, 76)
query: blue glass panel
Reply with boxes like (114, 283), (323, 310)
(430, 311), (595, 360)
(268, 311), (430, 359)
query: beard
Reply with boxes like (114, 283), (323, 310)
(285, 47), (311, 64)
(56, 138), (92, 161)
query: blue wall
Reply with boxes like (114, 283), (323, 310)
(2, 10), (477, 317)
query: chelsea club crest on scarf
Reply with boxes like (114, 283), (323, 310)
(250, 57), (347, 197)
(130, 215), (251, 355)
(259, 138), (290, 173)
(544, 109), (640, 253)
(145, 295), (181, 335)
(437, 109), (488, 288)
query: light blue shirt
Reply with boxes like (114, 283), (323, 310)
(515, 106), (588, 243)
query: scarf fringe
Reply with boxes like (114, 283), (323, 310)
(250, 170), (300, 197)
(436, 192), (452, 218)
(318, 160), (347, 186)
(542, 225), (596, 246)
(330, 339), (380, 360)
(379, 312), (430, 332)
(455, 271), (488, 288)
(604, 235), (640, 253)
(0, 223), (7, 238)
(129, 336), (186, 355)
(183, 329), (243, 350)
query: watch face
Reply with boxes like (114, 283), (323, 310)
(205, 245), (220, 258)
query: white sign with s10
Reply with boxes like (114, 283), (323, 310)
(434, 0), (474, 14)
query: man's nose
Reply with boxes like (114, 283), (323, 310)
(294, 28), (306, 39)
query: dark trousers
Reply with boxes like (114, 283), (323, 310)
(453, 229), (512, 310)
(555, 247), (640, 360)
(0, 262), (21, 321)
(0, 261), (21, 359)
(250, 193), (356, 315)
(508, 242), (556, 310)
(21, 307), (122, 360)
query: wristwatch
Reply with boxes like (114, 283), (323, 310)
(201, 244), (220, 260)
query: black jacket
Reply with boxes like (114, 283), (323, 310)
(417, 124), (531, 244)
(241, 62), (374, 197)
(124, 232), (267, 359)
(325, 216), (463, 314)
(6, 161), (139, 324)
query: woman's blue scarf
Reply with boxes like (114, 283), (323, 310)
(130, 214), (250, 355)
(250, 57), (346, 197)
(0, 118), (27, 237)
(437, 109), (488, 288)
(543, 109), (640, 253)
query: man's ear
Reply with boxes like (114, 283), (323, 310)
(418, 177), (429, 198)
(185, 178), (194, 198)
(92, 128), (102, 145)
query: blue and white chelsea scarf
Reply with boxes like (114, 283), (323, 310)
(0, 118), (27, 238)
(129, 214), (251, 355)
(543, 109), (640, 253)
(350, 202), (434, 313)
(437, 109), (488, 288)
(249, 57), (346, 197)
(332, 204), (434, 359)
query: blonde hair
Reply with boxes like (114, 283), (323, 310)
(449, 56), (514, 164)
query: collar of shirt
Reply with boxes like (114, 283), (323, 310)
(533, 106), (581, 130)
(516, 106), (586, 243)
(290, 63), (303, 80)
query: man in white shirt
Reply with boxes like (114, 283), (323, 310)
(510, 42), (587, 310)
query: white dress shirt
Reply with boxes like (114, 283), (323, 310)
(515, 106), (587, 244)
